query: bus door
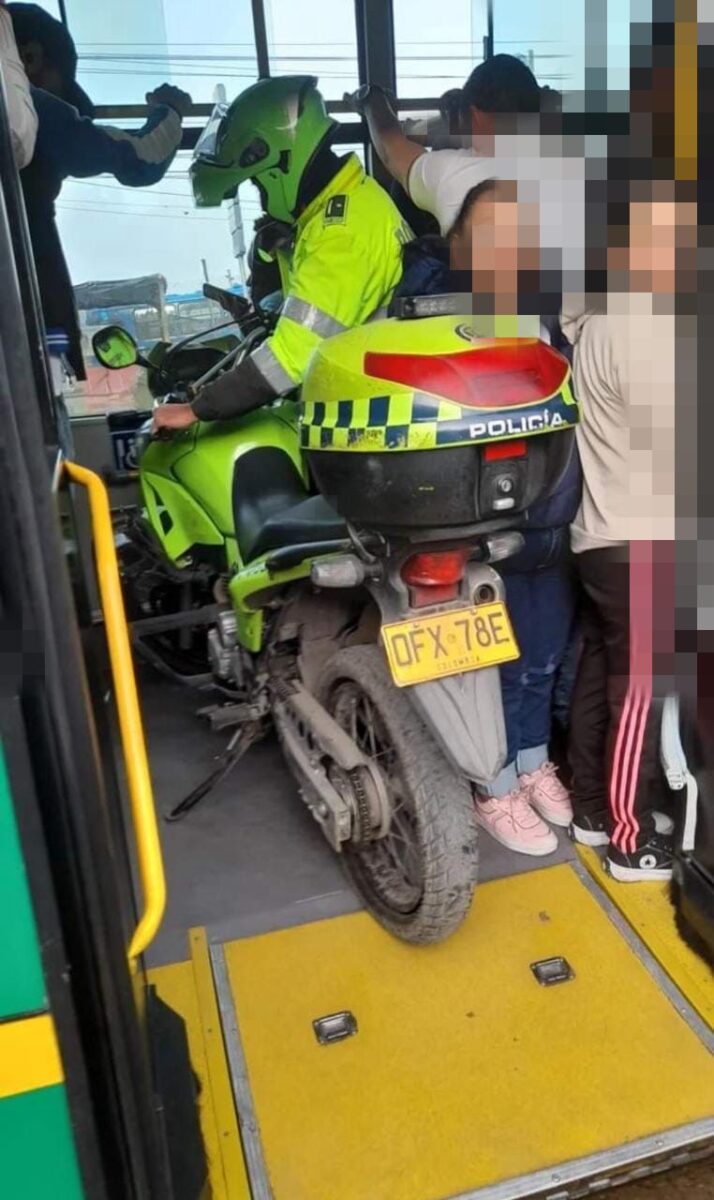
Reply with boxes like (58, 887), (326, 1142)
(0, 91), (204, 1200)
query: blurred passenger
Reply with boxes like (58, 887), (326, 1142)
(451, 179), (579, 856)
(8, 3), (191, 397)
(347, 56), (578, 315)
(563, 180), (688, 880)
(347, 55), (554, 240)
(0, 0), (36, 167)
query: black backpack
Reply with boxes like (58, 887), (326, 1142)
(522, 315), (582, 530)
(388, 235), (451, 315)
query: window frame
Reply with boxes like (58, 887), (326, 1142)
(55, 0), (468, 156)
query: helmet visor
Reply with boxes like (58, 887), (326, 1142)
(193, 103), (229, 163)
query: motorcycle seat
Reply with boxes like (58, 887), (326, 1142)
(248, 493), (348, 560)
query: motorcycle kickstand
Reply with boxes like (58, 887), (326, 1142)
(165, 721), (265, 822)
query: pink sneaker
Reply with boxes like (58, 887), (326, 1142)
(474, 786), (558, 857)
(520, 762), (573, 828)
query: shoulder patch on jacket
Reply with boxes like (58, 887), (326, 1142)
(324, 194), (348, 225)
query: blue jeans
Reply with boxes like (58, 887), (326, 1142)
(552, 620), (582, 730)
(485, 528), (576, 797)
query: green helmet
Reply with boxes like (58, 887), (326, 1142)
(190, 76), (338, 223)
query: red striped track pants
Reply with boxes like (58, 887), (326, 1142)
(569, 541), (675, 852)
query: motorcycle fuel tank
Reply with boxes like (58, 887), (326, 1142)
(139, 400), (304, 567)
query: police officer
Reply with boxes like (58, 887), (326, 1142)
(153, 76), (410, 432)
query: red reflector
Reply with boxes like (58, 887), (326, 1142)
(401, 549), (470, 587)
(364, 341), (568, 409)
(483, 439), (527, 462)
(408, 583), (459, 609)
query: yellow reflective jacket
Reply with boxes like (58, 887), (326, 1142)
(250, 154), (411, 394)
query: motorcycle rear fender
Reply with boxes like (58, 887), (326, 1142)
(409, 670), (507, 785)
(367, 561), (508, 785)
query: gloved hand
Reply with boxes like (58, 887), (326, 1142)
(146, 83), (193, 118)
(253, 214), (293, 257)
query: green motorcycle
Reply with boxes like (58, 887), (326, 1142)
(94, 290), (579, 944)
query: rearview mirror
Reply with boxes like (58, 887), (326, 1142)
(202, 282), (251, 323)
(92, 325), (139, 370)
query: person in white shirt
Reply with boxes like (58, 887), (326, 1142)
(0, 0), (36, 167)
(346, 54), (558, 237)
(346, 55), (584, 303)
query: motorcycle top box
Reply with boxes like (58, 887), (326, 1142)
(300, 315), (580, 533)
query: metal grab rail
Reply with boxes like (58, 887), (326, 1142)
(64, 460), (166, 959)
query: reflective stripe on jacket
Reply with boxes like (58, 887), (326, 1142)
(251, 154), (411, 393)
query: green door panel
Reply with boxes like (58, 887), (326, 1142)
(0, 745), (46, 1019)
(0, 1085), (84, 1199)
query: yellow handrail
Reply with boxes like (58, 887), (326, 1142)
(64, 460), (166, 959)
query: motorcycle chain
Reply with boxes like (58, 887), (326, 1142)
(348, 766), (374, 844)
(272, 685), (381, 846)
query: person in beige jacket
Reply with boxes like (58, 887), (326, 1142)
(0, 0), (36, 167)
(563, 181), (689, 880)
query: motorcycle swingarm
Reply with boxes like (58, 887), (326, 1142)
(272, 681), (389, 852)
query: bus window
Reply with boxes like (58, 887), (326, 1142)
(58, 148), (253, 418)
(64, 0), (258, 105)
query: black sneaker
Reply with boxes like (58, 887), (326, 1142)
(569, 812), (609, 847)
(605, 833), (674, 882)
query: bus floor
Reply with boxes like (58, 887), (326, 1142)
(619, 1161), (713, 1196)
(140, 669), (714, 1200)
(139, 668), (576, 969)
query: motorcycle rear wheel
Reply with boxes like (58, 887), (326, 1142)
(318, 644), (479, 944)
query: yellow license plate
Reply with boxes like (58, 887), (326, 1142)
(381, 601), (520, 688)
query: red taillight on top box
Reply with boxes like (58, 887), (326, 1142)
(483, 439), (527, 462)
(364, 341), (568, 410)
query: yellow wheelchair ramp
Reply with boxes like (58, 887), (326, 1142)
(211, 863), (714, 1198)
(577, 845), (714, 1029)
